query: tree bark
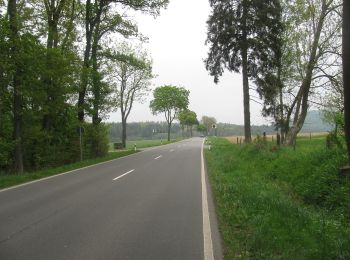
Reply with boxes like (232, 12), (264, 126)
(121, 116), (127, 148)
(343, 0), (350, 163)
(241, 1), (252, 143)
(167, 122), (171, 142)
(8, 0), (23, 173)
(91, 14), (101, 125)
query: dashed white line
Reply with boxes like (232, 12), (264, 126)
(154, 155), (162, 160)
(113, 169), (135, 181)
(169, 149), (174, 152)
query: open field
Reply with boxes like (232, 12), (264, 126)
(205, 137), (350, 259)
(225, 132), (328, 144)
(0, 150), (137, 189)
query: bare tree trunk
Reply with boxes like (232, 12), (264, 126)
(285, 0), (328, 145)
(343, 0), (350, 163)
(8, 0), (23, 173)
(241, 1), (251, 143)
(91, 21), (101, 125)
(121, 116), (127, 148)
(167, 122), (171, 141)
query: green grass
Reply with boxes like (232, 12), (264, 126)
(205, 137), (350, 259)
(0, 150), (138, 189)
(109, 138), (181, 151)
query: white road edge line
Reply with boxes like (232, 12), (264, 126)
(201, 140), (214, 260)
(0, 152), (141, 193)
(154, 155), (162, 160)
(113, 169), (135, 181)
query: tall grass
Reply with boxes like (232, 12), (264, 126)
(206, 137), (350, 259)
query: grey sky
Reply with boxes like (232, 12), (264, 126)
(108, 0), (270, 125)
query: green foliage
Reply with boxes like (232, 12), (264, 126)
(84, 123), (109, 158)
(206, 137), (350, 259)
(196, 124), (207, 134)
(205, 0), (283, 83)
(150, 85), (189, 141)
(178, 110), (198, 127)
(150, 85), (189, 117)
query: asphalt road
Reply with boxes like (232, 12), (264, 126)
(0, 138), (221, 260)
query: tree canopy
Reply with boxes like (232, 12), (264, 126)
(150, 85), (189, 141)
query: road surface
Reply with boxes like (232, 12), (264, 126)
(0, 138), (221, 260)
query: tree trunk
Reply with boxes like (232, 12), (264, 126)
(241, 1), (251, 143)
(91, 24), (100, 125)
(167, 122), (171, 141)
(121, 114), (127, 148)
(285, 0), (327, 145)
(343, 0), (350, 163)
(78, 0), (94, 122)
(8, 0), (23, 173)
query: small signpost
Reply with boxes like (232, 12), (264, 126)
(212, 124), (217, 137)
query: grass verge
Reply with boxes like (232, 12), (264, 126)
(205, 137), (350, 259)
(0, 150), (138, 189)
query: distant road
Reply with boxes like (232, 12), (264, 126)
(0, 138), (221, 260)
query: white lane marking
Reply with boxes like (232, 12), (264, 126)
(0, 152), (141, 193)
(0, 139), (189, 193)
(169, 149), (174, 152)
(201, 140), (214, 260)
(113, 169), (135, 181)
(154, 155), (162, 160)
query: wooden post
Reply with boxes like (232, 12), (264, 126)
(237, 137), (239, 144)
(263, 132), (266, 142)
(277, 133), (281, 146)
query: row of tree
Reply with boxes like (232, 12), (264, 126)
(205, 0), (342, 146)
(0, 0), (168, 173)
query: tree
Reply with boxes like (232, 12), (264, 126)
(205, 0), (282, 143)
(343, 0), (350, 163)
(178, 110), (198, 137)
(7, 0), (24, 173)
(77, 0), (169, 123)
(150, 86), (189, 141)
(197, 124), (207, 135)
(107, 43), (153, 148)
(257, 0), (342, 145)
(283, 0), (342, 145)
(201, 116), (217, 136)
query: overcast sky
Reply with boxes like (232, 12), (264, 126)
(108, 0), (270, 125)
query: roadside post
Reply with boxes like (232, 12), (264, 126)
(212, 124), (217, 137)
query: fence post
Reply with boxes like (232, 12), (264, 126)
(277, 133), (281, 146)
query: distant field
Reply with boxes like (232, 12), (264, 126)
(226, 132), (328, 144)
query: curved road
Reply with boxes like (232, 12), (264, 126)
(0, 138), (221, 260)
